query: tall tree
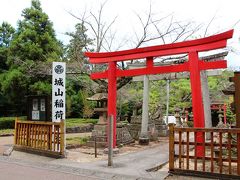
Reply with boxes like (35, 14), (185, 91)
(65, 23), (92, 70)
(8, 0), (63, 67)
(0, 0), (63, 113)
(0, 22), (15, 72)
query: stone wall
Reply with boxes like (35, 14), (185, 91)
(66, 124), (94, 133)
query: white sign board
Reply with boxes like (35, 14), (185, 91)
(32, 111), (40, 120)
(164, 116), (176, 124)
(52, 62), (66, 122)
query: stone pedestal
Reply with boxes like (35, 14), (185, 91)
(116, 124), (134, 145)
(155, 124), (169, 137)
(128, 116), (142, 140)
(87, 114), (108, 148)
(87, 124), (107, 148)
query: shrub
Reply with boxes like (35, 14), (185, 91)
(0, 116), (26, 129)
(187, 121), (193, 127)
(0, 117), (15, 129)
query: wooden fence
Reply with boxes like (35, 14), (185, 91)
(169, 124), (240, 179)
(14, 119), (65, 157)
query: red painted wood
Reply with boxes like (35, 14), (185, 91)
(90, 60), (226, 79)
(85, 29), (233, 59)
(117, 63), (189, 77)
(188, 51), (204, 156)
(90, 70), (108, 79)
(146, 57), (154, 68)
(85, 30), (234, 153)
(199, 60), (227, 70)
(88, 40), (227, 64)
(107, 62), (117, 148)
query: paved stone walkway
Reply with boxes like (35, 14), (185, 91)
(0, 134), (170, 179)
(0, 135), (13, 155)
(0, 158), (101, 180)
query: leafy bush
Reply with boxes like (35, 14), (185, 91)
(0, 117), (15, 129)
(0, 116), (26, 129)
(187, 121), (193, 127)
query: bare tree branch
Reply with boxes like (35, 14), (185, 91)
(203, 14), (217, 37)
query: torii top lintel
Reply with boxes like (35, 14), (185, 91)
(85, 29), (233, 64)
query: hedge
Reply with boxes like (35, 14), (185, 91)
(0, 117), (15, 129)
(0, 117), (97, 130)
(0, 117), (26, 129)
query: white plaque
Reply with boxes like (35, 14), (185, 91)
(33, 99), (38, 111)
(32, 111), (40, 120)
(52, 62), (66, 122)
(40, 99), (45, 111)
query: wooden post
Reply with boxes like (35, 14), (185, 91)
(108, 115), (113, 166)
(108, 62), (117, 148)
(60, 121), (65, 156)
(169, 123), (175, 172)
(230, 72), (240, 174)
(234, 72), (240, 128)
(237, 139), (240, 174)
(14, 117), (18, 145)
(94, 135), (97, 158)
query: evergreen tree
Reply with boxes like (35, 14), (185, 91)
(66, 23), (92, 70)
(8, 0), (62, 66)
(0, 22), (15, 72)
(0, 0), (63, 114)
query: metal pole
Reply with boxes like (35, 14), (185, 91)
(108, 115), (113, 166)
(94, 135), (97, 158)
(166, 79), (170, 124)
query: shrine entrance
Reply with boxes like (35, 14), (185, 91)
(85, 30), (234, 156)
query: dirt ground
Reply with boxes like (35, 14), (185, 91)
(66, 136), (169, 163)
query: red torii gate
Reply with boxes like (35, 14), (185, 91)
(85, 30), (234, 152)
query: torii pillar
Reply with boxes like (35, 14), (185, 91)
(139, 75), (150, 145)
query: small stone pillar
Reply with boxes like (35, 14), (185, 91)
(216, 109), (226, 128)
(174, 108), (181, 127)
(181, 110), (188, 127)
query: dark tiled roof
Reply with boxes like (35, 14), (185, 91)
(87, 93), (108, 101)
(222, 84), (235, 95)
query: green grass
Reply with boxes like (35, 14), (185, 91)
(0, 129), (14, 135)
(0, 117), (98, 132)
(66, 118), (98, 128)
(66, 136), (90, 145)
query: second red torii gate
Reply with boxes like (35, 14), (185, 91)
(85, 29), (234, 150)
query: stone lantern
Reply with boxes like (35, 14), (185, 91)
(87, 92), (108, 147)
(174, 107), (181, 127)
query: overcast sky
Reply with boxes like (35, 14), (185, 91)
(0, 0), (240, 67)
